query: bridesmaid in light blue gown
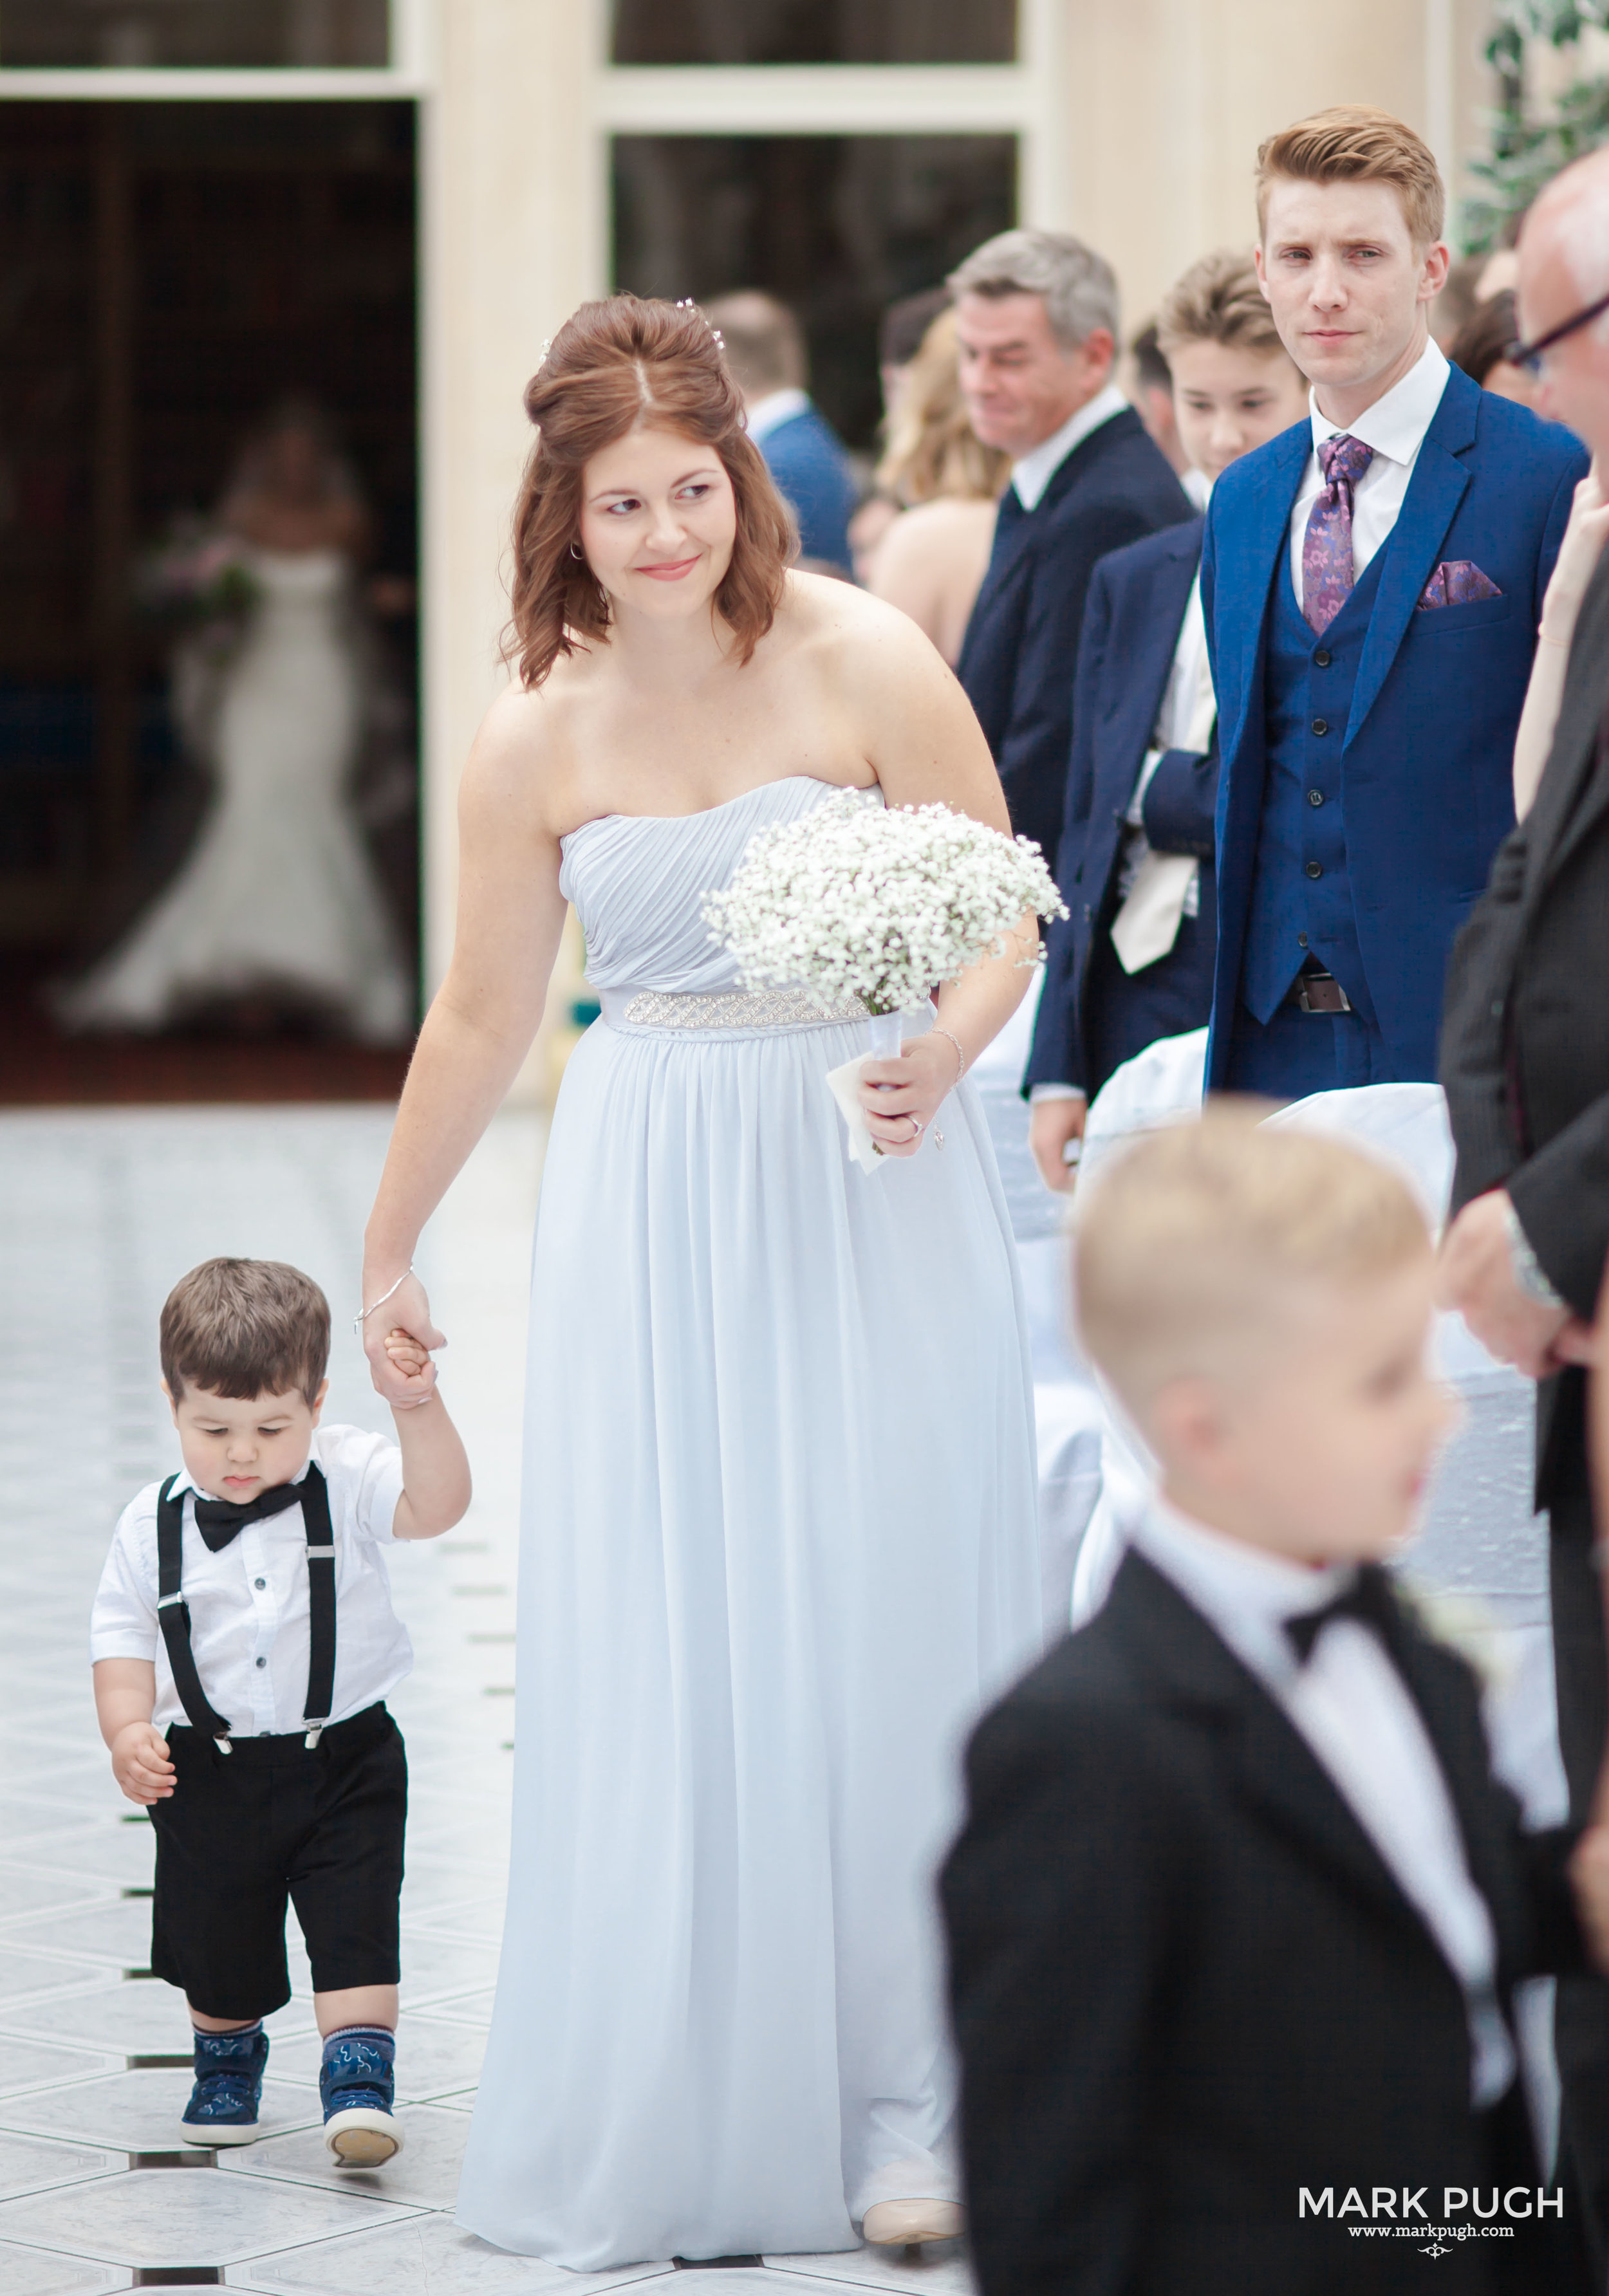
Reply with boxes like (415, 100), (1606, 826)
(360, 295), (1043, 2269)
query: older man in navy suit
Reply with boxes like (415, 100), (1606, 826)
(1201, 106), (1583, 1102)
(952, 230), (1193, 871)
(1024, 252), (1309, 1183)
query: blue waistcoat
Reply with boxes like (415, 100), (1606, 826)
(1240, 549), (1386, 1026)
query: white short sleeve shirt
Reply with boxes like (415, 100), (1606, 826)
(91, 1423), (411, 1735)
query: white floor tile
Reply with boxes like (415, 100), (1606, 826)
(0, 1874), (117, 1929)
(0, 2071), (319, 2151)
(0, 1902), (153, 1971)
(0, 1981), (189, 2055)
(765, 2250), (972, 2293)
(0, 2164), (420, 2267)
(243, 2213), (674, 2294)
(225, 2102), (470, 2208)
(0, 1955), (115, 2008)
(0, 2041), (119, 2101)
(0, 2129), (116, 2203)
(0, 2243), (124, 2295)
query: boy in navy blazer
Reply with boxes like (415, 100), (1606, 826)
(1200, 106), (1584, 1102)
(1025, 250), (1309, 1182)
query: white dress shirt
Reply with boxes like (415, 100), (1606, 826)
(1288, 337), (1451, 608)
(744, 385), (812, 445)
(91, 1422), (409, 1735)
(1131, 1499), (1516, 2107)
(1009, 381), (1128, 512)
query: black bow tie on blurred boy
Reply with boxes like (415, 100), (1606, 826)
(191, 1479), (306, 1553)
(1284, 1562), (1399, 1665)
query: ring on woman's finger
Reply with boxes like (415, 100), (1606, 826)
(904, 1114), (924, 1142)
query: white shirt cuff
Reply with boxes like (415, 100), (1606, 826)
(1030, 1084), (1088, 1104)
(1125, 747), (1166, 828)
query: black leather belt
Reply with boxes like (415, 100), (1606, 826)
(1285, 967), (1353, 1015)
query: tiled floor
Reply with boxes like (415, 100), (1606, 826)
(0, 1106), (967, 2296)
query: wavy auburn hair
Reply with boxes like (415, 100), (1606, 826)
(506, 294), (796, 689)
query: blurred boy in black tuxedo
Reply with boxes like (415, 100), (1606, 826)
(942, 1112), (1609, 2295)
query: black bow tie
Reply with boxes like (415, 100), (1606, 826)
(191, 1479), (306, 1553)
(1284, 1563), (1398, 1665)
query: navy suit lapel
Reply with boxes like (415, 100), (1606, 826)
(1344, 367), (1479, 746)
(1212, 423), (1310, 777)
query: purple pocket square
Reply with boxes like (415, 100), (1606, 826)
(1417, 560), (1503, 609)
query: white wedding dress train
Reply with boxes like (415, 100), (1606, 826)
(456, 774), (1043, 2268)
(57, 546), (411, 1043)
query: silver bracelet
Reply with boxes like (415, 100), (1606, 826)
(1502, 1202), (1566, 1311)
(353, 1264), (414, 1340)
(932, 1026), (967, 1085)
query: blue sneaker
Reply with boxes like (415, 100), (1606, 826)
(180, 2022), (267, 2146)
(319, 2025), (404, 2167)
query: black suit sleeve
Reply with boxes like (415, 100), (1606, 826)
(940, 1685), (1182, 2296)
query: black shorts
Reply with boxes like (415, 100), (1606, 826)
(149, 1701), (407, 2021)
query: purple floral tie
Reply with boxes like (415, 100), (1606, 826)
(1301, 433), (1374, 635)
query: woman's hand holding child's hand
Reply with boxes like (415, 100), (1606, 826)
(111, 1721), (174, 1805)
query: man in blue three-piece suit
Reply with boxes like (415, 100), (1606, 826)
(1201, 106), (1585, 1101)
(950, 229), (1194, 871)
(1021, 250), (1309, 1180)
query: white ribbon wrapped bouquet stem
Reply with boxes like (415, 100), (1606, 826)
(703, 790), (1068, 1172)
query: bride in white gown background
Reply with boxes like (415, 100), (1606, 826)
(57, 402), (411, 1043)
(360, 295), (1043, 2267)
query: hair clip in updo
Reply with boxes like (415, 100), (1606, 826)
(674, 298), (725, 351)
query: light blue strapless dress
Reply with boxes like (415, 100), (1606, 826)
(457, 776), (1043, 2266)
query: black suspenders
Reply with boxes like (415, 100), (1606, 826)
(156, 1467), (338, 1753)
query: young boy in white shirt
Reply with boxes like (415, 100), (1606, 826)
(91, 1256), (470, 2164)
(941, 1112), (1609, 2295)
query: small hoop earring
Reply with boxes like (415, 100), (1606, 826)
(568, 541), (585, 562)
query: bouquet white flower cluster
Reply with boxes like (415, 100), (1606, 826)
(703, 790), (1068, 1017)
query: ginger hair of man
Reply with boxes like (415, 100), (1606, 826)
(1256, 104), (1445, 250)
(1075, 1109), (1431, 1418)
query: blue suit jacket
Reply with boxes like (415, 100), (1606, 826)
(956, 409), (1193, 867)
(1202, 366), (1584, 1088)
(759, 403), (857, 573)
(1025, 518), (1211, 1092)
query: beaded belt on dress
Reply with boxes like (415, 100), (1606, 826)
(600, 986), (871, 1033)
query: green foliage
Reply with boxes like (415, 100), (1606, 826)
(1468, 0), (1609, 248)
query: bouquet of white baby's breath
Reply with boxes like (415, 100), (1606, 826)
(704, 792), (1067, 1171)
(703, 790), (1067, 1021)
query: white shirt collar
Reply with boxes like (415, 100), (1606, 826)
(1130, 1495), (1351, 1683)
(1308, 335), (1449, 469)
(169, 1450), (314, 1504)
(1010, 382), (1128, 511)
(745, 386), (812, 445)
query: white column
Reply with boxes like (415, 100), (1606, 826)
(420, 0), (604, 999)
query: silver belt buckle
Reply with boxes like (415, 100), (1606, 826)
(1296, 972), (1353, 1015)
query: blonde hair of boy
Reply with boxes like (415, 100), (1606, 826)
(1075, 1109), (1430, 1414)
(1256, 105), (1445, 250)
(877, 306), (1010, 506)
(1156, 248), (1285, 364)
